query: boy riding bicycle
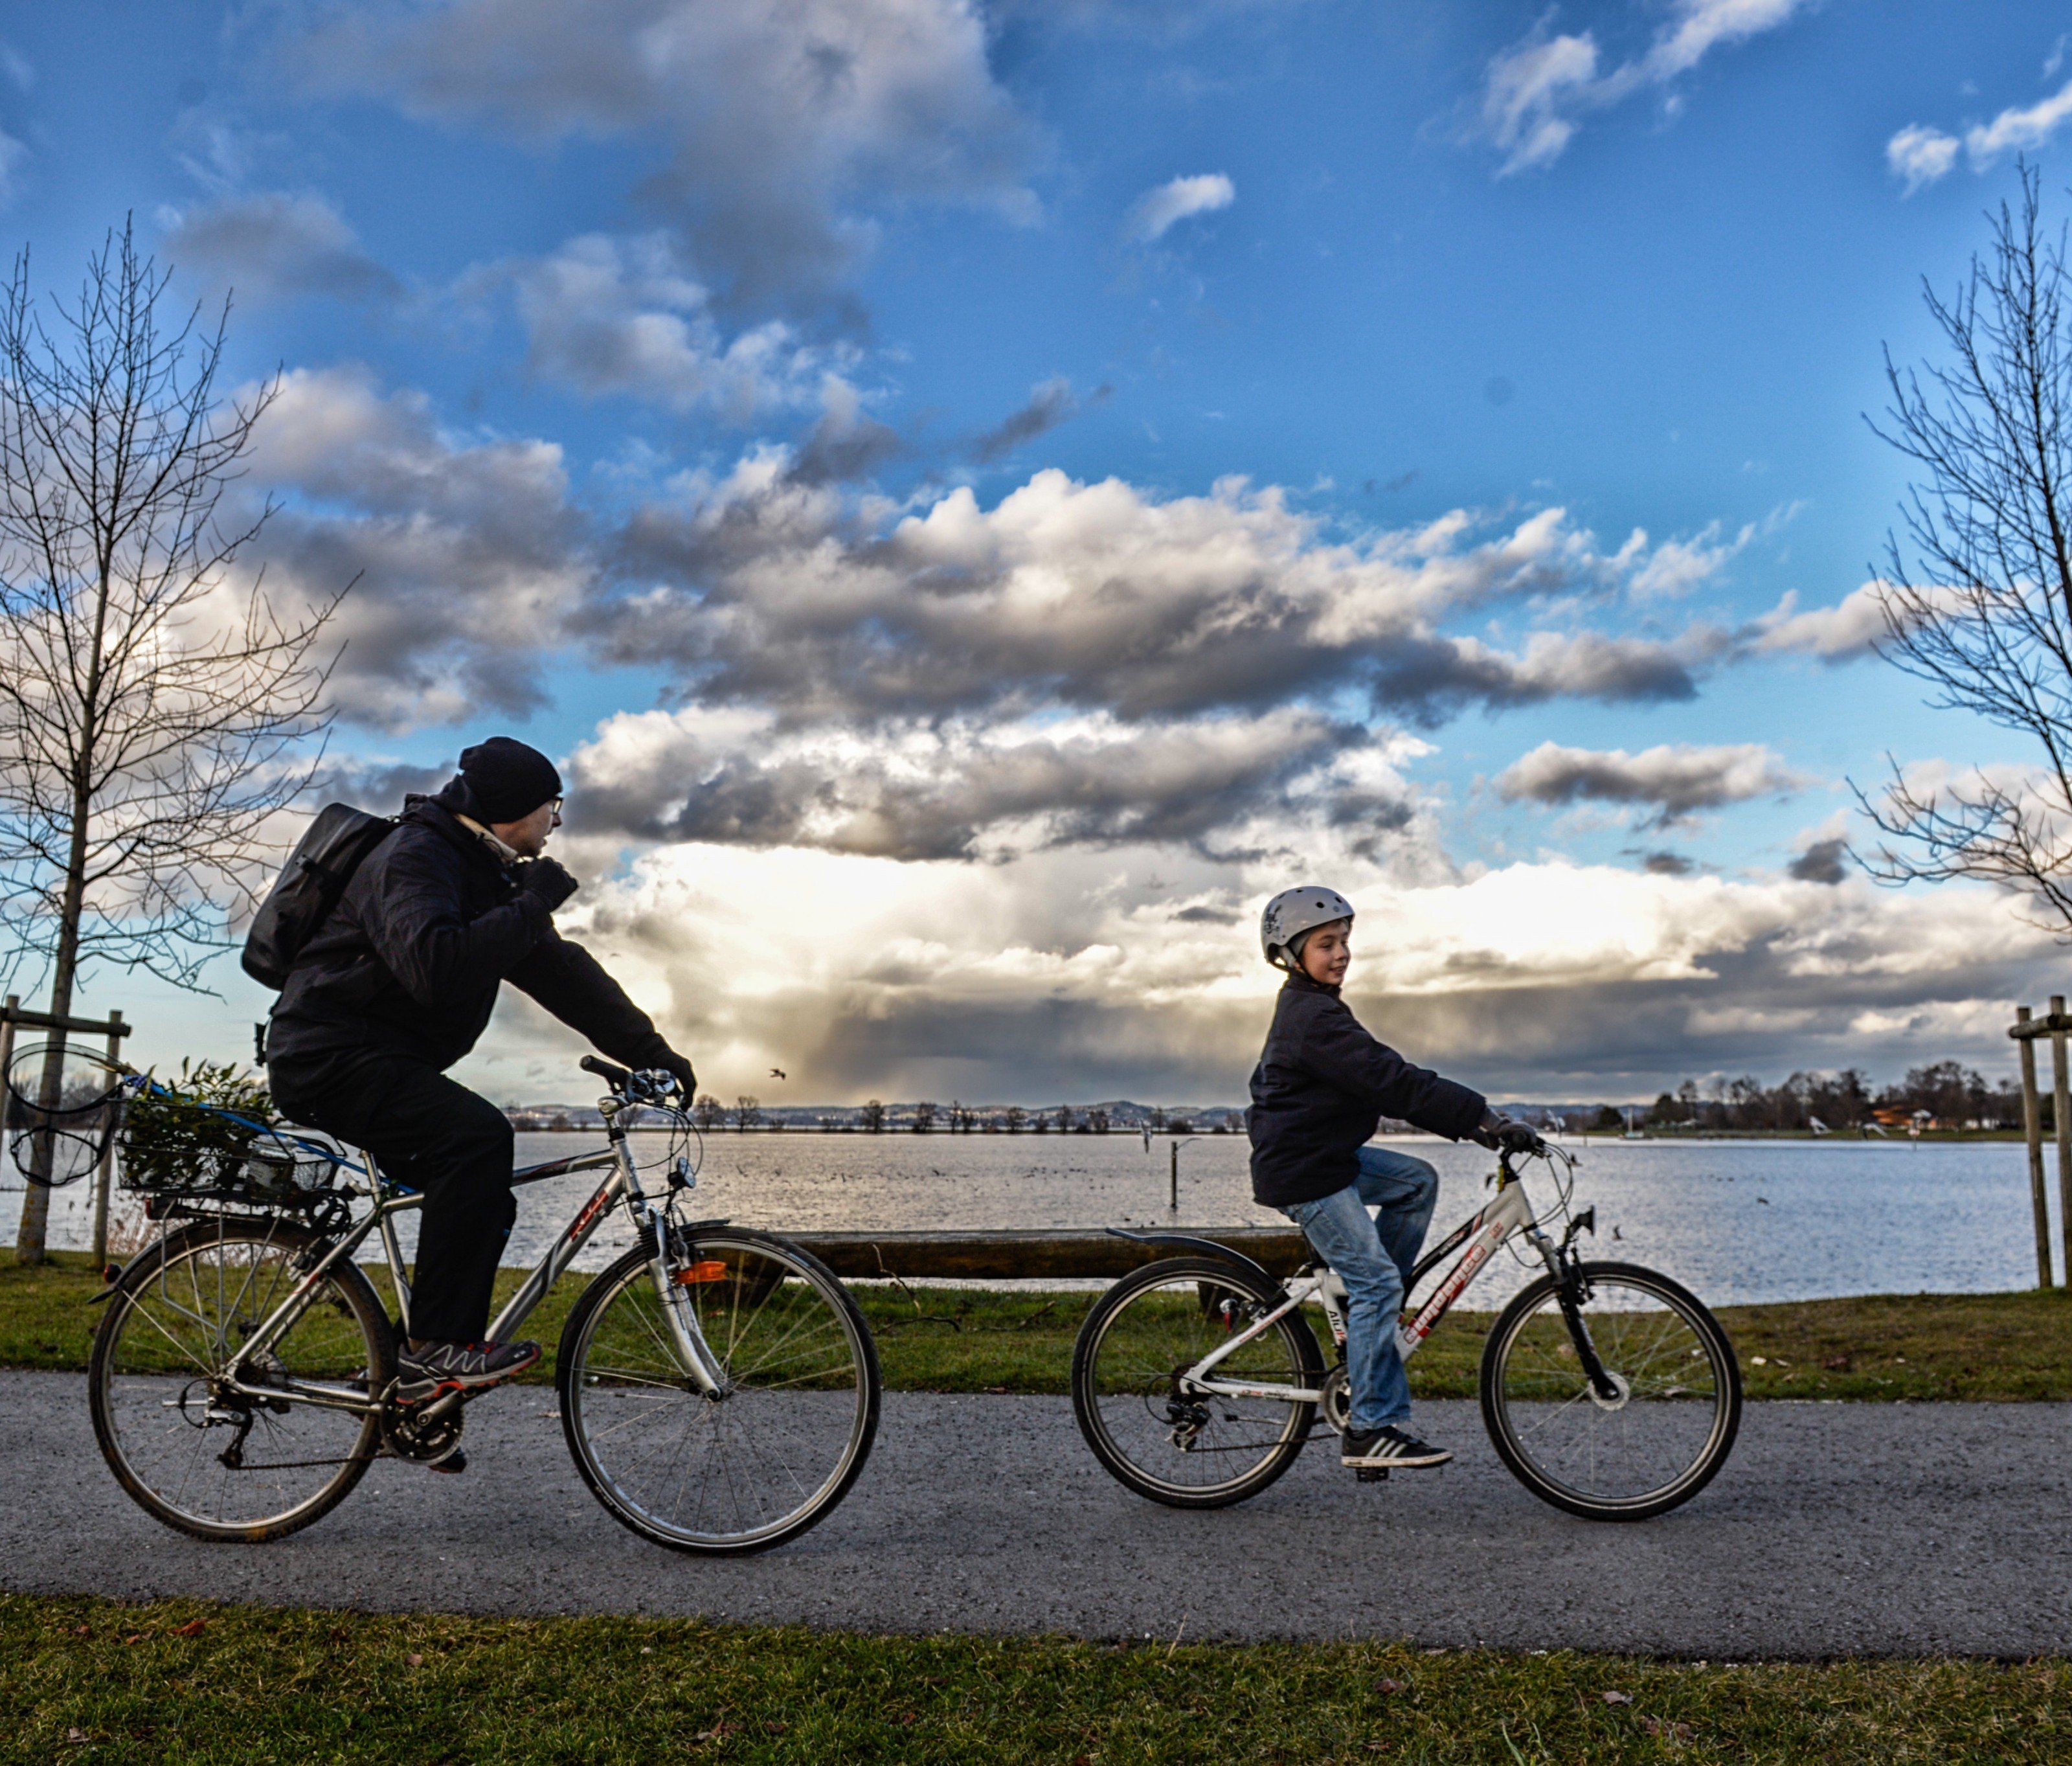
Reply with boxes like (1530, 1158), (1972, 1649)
(1248, 887), (1531, 1472)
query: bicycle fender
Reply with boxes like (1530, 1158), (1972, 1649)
(1104, 1227), (1279, 1289)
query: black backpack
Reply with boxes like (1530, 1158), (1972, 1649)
(241, 804), (398, 990)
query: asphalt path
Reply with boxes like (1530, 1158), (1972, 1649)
(5, 1372), (2068, 1657)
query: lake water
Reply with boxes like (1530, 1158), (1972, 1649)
(6, 1131), (2060, 1308)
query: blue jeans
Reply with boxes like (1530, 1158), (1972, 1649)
(1280, 1146), (1439, 1433)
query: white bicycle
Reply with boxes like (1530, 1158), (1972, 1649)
(1071, 1135), (1741, 1521)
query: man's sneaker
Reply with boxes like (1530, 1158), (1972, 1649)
(1341, 1424), (1452, 1469)
(395, 1338), (541, 1401)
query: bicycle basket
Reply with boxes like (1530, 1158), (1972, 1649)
(4, 1040), (124, 1189)
(117, 1062), (347, 1210)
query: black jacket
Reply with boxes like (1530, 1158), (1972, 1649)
(266, 786), (678, 1076)
(1248, 971), (1485, 1208)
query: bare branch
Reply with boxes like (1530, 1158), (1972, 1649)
(1857, 161), (2072, 937)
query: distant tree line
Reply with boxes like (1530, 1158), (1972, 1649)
(1635, 1062), (2029, 1133)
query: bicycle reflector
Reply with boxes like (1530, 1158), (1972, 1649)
(674, 1260), (730, 1285)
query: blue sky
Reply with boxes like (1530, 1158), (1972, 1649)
(5, 0), (2071, 1105)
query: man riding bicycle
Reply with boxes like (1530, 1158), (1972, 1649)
(265, 738), (697, 1424)
(1249, 887), (1535, 1473)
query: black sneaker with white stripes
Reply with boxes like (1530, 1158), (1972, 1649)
(1341, 1424), (1452, 1469)
(394, 1338), (541, 1401)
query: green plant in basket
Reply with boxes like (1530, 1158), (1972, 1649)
(120, 1060), (278, 1194)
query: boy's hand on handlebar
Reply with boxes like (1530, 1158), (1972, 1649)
(1475, 1110), (1544, 1155)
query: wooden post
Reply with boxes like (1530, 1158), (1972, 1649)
(1169, 1140), (1178, 1212)
(0, 997), (14, 1177)
(2017, 1005), (2053, 1288)
(89, 1009), (126, 1271)
(2055, 997), (2072, 1289)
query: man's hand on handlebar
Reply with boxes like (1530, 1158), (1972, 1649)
(1474, 1110), (1545, 1155)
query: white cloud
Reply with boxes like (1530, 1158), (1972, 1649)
(505, 233), (833, 418)
(1498, 740), (1807, 826)
(1624, 519), (1750, 601)
(1887, 73), (2072, 190)
(1475, 0), (1812, 175)
(1123, 172), (1235, 243)
(1886, 123), (1960, 194)
(466, 830), (2054, 1103)
(1965, 76), (2072, 166)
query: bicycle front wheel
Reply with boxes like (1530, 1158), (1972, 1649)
(557, 1228), (880, 1555)
(88, 1217), (389, 1542)
(1072, 1256), (1323, 1509)
(1480, 1260), (1741, 1521)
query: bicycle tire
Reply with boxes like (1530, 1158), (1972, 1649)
(1071, 1255), (1323, 1510)
(1479, 1259), (1741, 1522)
(88, 1217), (390, 1543)
(557, 1227), (881, 1556)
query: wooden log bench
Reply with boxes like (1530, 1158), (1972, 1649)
(780, 1225), (1308, 1281)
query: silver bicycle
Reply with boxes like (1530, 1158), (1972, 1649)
(87, 1056), (880, 1554)
(1072, 1135), (1740, 1521)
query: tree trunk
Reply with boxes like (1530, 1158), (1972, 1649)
(12, 773), (93, 1265)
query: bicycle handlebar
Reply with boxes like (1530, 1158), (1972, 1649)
(580, 1056), (682, 1103)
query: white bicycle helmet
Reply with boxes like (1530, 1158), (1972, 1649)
(1260, 885), (1355, 971)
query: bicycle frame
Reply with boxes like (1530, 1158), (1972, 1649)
(186, 1092), (728, 1419)
(1178, 1153), (1576, 1407)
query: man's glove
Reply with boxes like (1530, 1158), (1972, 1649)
(659, 1050), (697, 1099)
(517, 856), (579, 911)
(1474, 1110), (1544, 1155)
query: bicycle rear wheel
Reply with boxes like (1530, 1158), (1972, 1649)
(1072, 1256), (1323, 1509)
(1479, 1259), (1740, 1521)
(557, 1228), (880, 1555)
(88, 1217), (389, 1542)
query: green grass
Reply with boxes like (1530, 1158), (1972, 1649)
(10, 1251), (2072, 1401)
(5, 1594), (2068, 1765)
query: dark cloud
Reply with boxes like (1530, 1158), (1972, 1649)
(1637, 850), (1695, 876)
(287, 0), (1038, 310)
(308, 758), (456, 809)
(969, 378), (1107, 464)
(787, 401), (903, 487)
(589, 470), (1721, 729)
(1788, 837), (1849, 885)
(163, 192), (401, 306)
(245, 367), (592, 729)
(567, 708), (1411, 861)
(1499, 740), (1804, 826)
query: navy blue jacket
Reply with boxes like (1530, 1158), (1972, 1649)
(267, 787), (677, 1076)
(1248, 971), (1486, 1208)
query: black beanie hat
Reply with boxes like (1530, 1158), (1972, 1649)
(458, 738), (563, 823)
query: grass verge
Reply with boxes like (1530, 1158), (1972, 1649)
(7, 1251), (2071, 1400)
(5, 1593), (2068, 1765)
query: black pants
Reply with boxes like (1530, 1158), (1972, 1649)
(269, 1048), (516, 1344)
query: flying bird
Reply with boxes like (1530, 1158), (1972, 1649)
(770, 1068), (787, 1080)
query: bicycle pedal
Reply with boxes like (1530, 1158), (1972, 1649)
(1354, 1467), (1390, 1484)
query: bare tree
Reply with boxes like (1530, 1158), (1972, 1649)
(859, 1098), (884, 1133)
(911, 1100), (937, 1133)
(1, 223), (341, 1262)
(692, 1092), (724, 1133)
(731, 1095), (762, 1133)
(1857, 164), (2072, 927)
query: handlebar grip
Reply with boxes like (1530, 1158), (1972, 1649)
(580, 1055), (633, 1089)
